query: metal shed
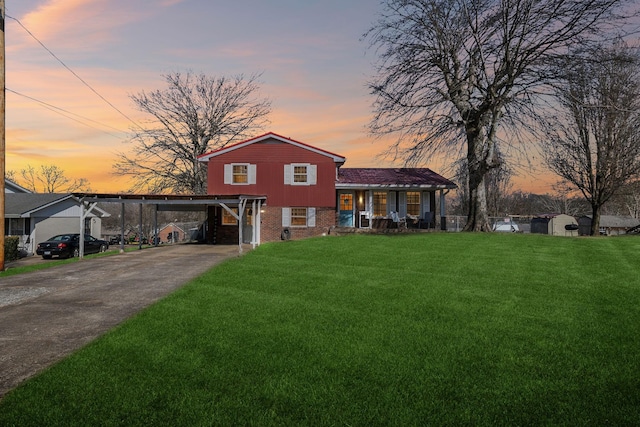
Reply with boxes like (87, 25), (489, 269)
(531, 214), (578, 236)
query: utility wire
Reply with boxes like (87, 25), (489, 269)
(7, 88), (126, 138)
(6, 13), (144, 132)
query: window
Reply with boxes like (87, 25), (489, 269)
(222, 208), (238, 225)
(224, 164), (256, 185)
(291, 208), (308, 226)
(373, 192), (387, 217)
(284, 164), (317, 185)
(339, 194), (353, 211)
(295, 165), (308, 183)
(406, 192), (420, 216)
(282, 207), (316, 227)
(233, 165), (248, 183)
(8, 218), (25, 236)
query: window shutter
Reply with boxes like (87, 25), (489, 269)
(309, 165), (317, 185)
(284, 165), (292, 184)
(224, 164), (232, 184)
(307, 207), (316, 227)
(399, 192), (407, 217)
(282, 208), (291, 227)
(248, 164), (257, 184)
(388, 191), (396, 215)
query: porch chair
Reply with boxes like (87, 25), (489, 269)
(390, 211), (407, 229)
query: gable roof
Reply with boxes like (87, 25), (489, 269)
(5, 193), (110, 218)
(197, 132), (346, 163)
(5, 178), (32, 194)
(581, 215), (640, 228)
(337, 168), (457, 189)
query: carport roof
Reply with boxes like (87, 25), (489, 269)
(72, 193), (267, 210)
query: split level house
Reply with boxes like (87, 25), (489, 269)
(198, 132), (457, 245)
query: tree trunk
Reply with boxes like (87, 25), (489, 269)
(590, 204), (601, 236)
(462, 121), (494, 232)
(463, 167), (492, 231)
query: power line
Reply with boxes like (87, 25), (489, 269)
(7, 88), (126, 138)
(6, 13), (144, 132)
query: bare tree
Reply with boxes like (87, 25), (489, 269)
(541, 39), (640, 235)
(114, 72), (271, 194)
(365, 0), (634, 231)
(537, 184), (586, 217)
(614, 180), (640, 219)
(8, 164), (92, 193)
(453, 149), (513, 218)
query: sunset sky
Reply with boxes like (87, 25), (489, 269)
(5, 0), (555, 194)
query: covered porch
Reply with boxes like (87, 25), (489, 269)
(335, 168), (458, 231)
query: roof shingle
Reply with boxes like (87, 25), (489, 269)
(337, 168), (456, 188)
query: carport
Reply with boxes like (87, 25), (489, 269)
(72, 193), (267, 257)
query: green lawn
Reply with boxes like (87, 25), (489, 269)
(0, 233), (639, 426)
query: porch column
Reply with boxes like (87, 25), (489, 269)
(440, 190), (447, 231)
(368, 191), (373, 229)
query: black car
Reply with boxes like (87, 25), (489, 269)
(36, 234), (109, 259)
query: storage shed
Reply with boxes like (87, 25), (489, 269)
(531, 214), (578, 236)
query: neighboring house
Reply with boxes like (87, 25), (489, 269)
(157, 222), (187, 243)
(578, 215), (640, 236)
(198, 132), (457, 244)
(531, 214), (579, 237)
(5, 192), (110, 255)
(5, 178), (32, 194)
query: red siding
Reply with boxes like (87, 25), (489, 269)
(206, 140), (337, 207)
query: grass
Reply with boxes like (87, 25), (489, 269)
(1, 245), (153, 277)
(0, 233), (639, 426)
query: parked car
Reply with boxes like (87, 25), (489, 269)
(36, 234), (109, 259)
(493, 221), (520, 232)
(109, 234), (123, 245)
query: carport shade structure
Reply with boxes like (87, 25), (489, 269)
(72, 193), (267, 257)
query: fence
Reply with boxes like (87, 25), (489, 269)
(444, 216), (534, 233)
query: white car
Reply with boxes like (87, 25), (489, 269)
(493, 221), (520, 232)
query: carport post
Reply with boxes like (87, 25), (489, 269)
(120, 202), (125, 253)
(138, 203), (143, 250)
(153, 204), (158, 246)
(79, 198), (85, 258)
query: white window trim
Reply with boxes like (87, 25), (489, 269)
(224, 163), (256, 185)
(284, 163), (317, 186)
(282, 207), (316, 227)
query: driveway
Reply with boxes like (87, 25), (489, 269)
(0, 244), (247, 398)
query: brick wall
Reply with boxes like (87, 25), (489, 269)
(260, 206), (335, 242)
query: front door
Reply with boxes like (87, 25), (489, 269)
(338, 192), (354, 227)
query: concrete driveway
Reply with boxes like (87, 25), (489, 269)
(0, 244), (246, 398)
